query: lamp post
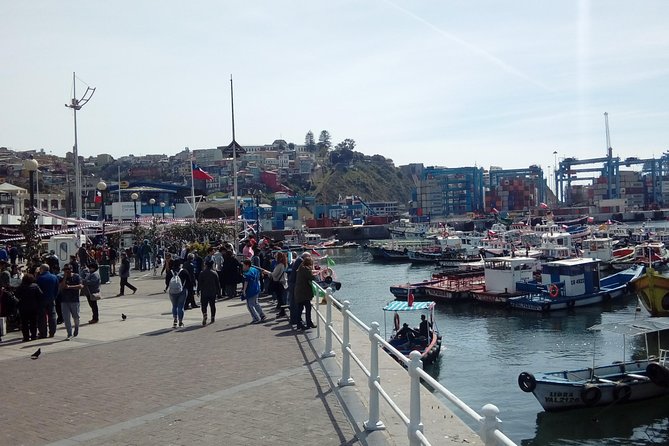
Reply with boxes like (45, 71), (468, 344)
(160, 201), (165, 219)
(254, 189), (261, 239)
(24, 157), (39, 211)
(97, 180), (107, 241)
(22, 156), (39, 262)
(171, 204), (176, 218)
(131, 192), (139, 219)
(149, 198), (156, 217)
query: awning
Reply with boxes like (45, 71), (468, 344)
(589, 319), (669, 336)
(383, 301), (435, 312)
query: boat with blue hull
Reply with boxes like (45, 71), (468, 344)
(508, 259), (643, 312)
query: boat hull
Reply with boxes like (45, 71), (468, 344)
(630, 268), (669, 317)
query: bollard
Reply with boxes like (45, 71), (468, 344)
(321, 288), (336, 358)
(480, 404), (501, 446)
(364, 322), (386, 431)
(338, 301), (355, 387)
(408, 350), (424, 446)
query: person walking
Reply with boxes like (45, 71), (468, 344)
(183, 254), (198, 309)
(293, 256), (317, 331)
(167, 262), (188, 328)
(220, 250), (242, 299)
(59, 264), (83, 340)
(81, 263), (101, 324)
(198, 260), (221, 325)
(36, 264), (59, 338)
(15, 273), (42, 341)
(117, 252), (137, 296)
(241, 259), (266, 324)
(270, 251), (288, 318)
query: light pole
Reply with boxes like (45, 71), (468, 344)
(97, 180), (107, 241)
(22, 156), (39, 262)
(24, 156), (39, 211)
(160, 201), (165, 219)
(149, 198), (156, 217)
(171, 204), (176, 218)
(65, 72), (95, 219)
(131, 192), (139, 219)
(254, 189), (261, 239)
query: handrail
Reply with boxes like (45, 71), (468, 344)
(313, 283), (517, 446)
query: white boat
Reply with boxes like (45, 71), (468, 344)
(518, 318), (669, 411)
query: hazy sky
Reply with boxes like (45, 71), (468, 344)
(2, 1), (668, 174)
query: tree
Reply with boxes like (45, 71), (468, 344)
(317, 130), (332, 151)
(305, 131), (316, 152)
(335, 138), (356, 151)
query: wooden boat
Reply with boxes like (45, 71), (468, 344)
(629, 267), (669, 316)
(518, 318), (669, 411)
(470, 256), (541, 305)
(610, 241), (669, 271)
(383, 300), (442, 366)
(389, 280), (442, 299)
(508, 259), (643, 312)
(421, 269), (485, 302)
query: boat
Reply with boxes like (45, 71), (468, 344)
(389, 280), (442, 299)
(382, 300), (442, 366)
(508, 259), (644, 312)
(629, 266), (669, 317)
(470, 256), (541, 305)
(518, 318), (669, 411)
(580, 236), (617, 264)
(421, 269), (485, 302)
(610, 241), (669, 271)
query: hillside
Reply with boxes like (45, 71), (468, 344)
(309, 151), (415, 205)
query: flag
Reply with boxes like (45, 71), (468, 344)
(587, 216), (594, 223)
(94, 190), (102, 203)
(539, 202), (549, 209)
(310, 248), (321, 257)
(326, 256), (336, 267)
(491, 208), (499, 214)
(192, 162), (214, 181)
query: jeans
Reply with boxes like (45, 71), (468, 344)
(200, 294), (216, 319)
(37, 299), (57, 337)
(20, 308), (38, 340)
(245, 293), (265, 322)
(61, 301), (80, 337)
(297, 300), (313, 327)
(119, 277), (137, 294)
(87, 296), (99, 321)
(288, 289), (301, 325)
(169, 291), (186, 322)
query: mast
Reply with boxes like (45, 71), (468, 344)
(72, 72), (81, 219)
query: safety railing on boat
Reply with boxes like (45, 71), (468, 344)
(312, 283), (517, 446)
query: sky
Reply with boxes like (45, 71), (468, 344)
(2, 0), (668, 175)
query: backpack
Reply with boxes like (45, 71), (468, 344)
(168, 274), (183, 294)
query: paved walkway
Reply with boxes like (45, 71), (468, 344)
(0, 270), (384, 445)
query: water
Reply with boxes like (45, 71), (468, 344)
(322, 248), (669, 445)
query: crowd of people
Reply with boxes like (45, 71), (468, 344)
(0, 235), (324, 342)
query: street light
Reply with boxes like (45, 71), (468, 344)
(97, 180), (107, 240)
(23, 156), (39, 211)
(22, 156), (39, 262)
(149, 198), (156, 217)
(160, 201), (166, 219)
(131, 192), (139, 219)
(171, 204), (176, 218)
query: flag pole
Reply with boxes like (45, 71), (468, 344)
(190, 157), (196, 221)
(231, 75), (238, 243)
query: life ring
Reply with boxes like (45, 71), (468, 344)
(394, 312), (400, 332)
(613, 383), (632, 402)
(518, 372), (536, 392)
(548, 284), (559, 298)
(581, 384), (602, 406)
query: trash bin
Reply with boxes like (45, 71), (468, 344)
(99, 264), (110, 284)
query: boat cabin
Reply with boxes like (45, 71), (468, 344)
(581, 237), (615, 262)
(538, 231), (574, 260)
(540, 258), (601, 297)
(482, 256), (540, 293)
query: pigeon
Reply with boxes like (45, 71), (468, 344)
(31, 348), (41, 360)
(121, 313), (127, 321)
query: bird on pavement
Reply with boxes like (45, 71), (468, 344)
(31, 348), (41, 359)
(121, 313), (127, 321)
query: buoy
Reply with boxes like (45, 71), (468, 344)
(548, 284), (559, 298)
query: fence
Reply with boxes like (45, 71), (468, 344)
(311, 283), (517, 446)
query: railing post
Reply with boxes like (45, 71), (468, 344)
(338, 300), (355, 387)
(480, 404), (501, 446)
(321, 288), (335, 358)
(408, 350), (424, 446)
(364, 322), (386, 431)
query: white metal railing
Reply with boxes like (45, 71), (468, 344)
(312, 284), (517, 446)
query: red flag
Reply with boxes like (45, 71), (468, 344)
(310, 248), (321, 257)
(587, 216), (594, 223)
(192, 162), (214, 181)
(94, 190), (102, 204)
(408, 289), (414, 306)
(539, 202), (549, 209)
(491, 208), (499, 214)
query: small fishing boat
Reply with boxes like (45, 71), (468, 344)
(518, 318), (669, 411)
(470, 256), (541, 305)
(629, 266), (669, 317)
(389, 279), (442, 299)
(383, 300), (442, 366)
(508, 259), (643, 312)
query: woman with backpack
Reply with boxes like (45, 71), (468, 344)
(167, 261), (189, 328)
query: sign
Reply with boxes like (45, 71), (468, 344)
(120, 181), (129, 189)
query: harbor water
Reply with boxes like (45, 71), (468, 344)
(324, 247), (669, 445)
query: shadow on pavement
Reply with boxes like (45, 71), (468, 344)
(142, 328), (175, 337)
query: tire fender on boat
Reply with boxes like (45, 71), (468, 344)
(581, 384), (602, 406)
(518, 372), (536, 392)
(646, 362), (669, 387)
(613, 383), (632, 402)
